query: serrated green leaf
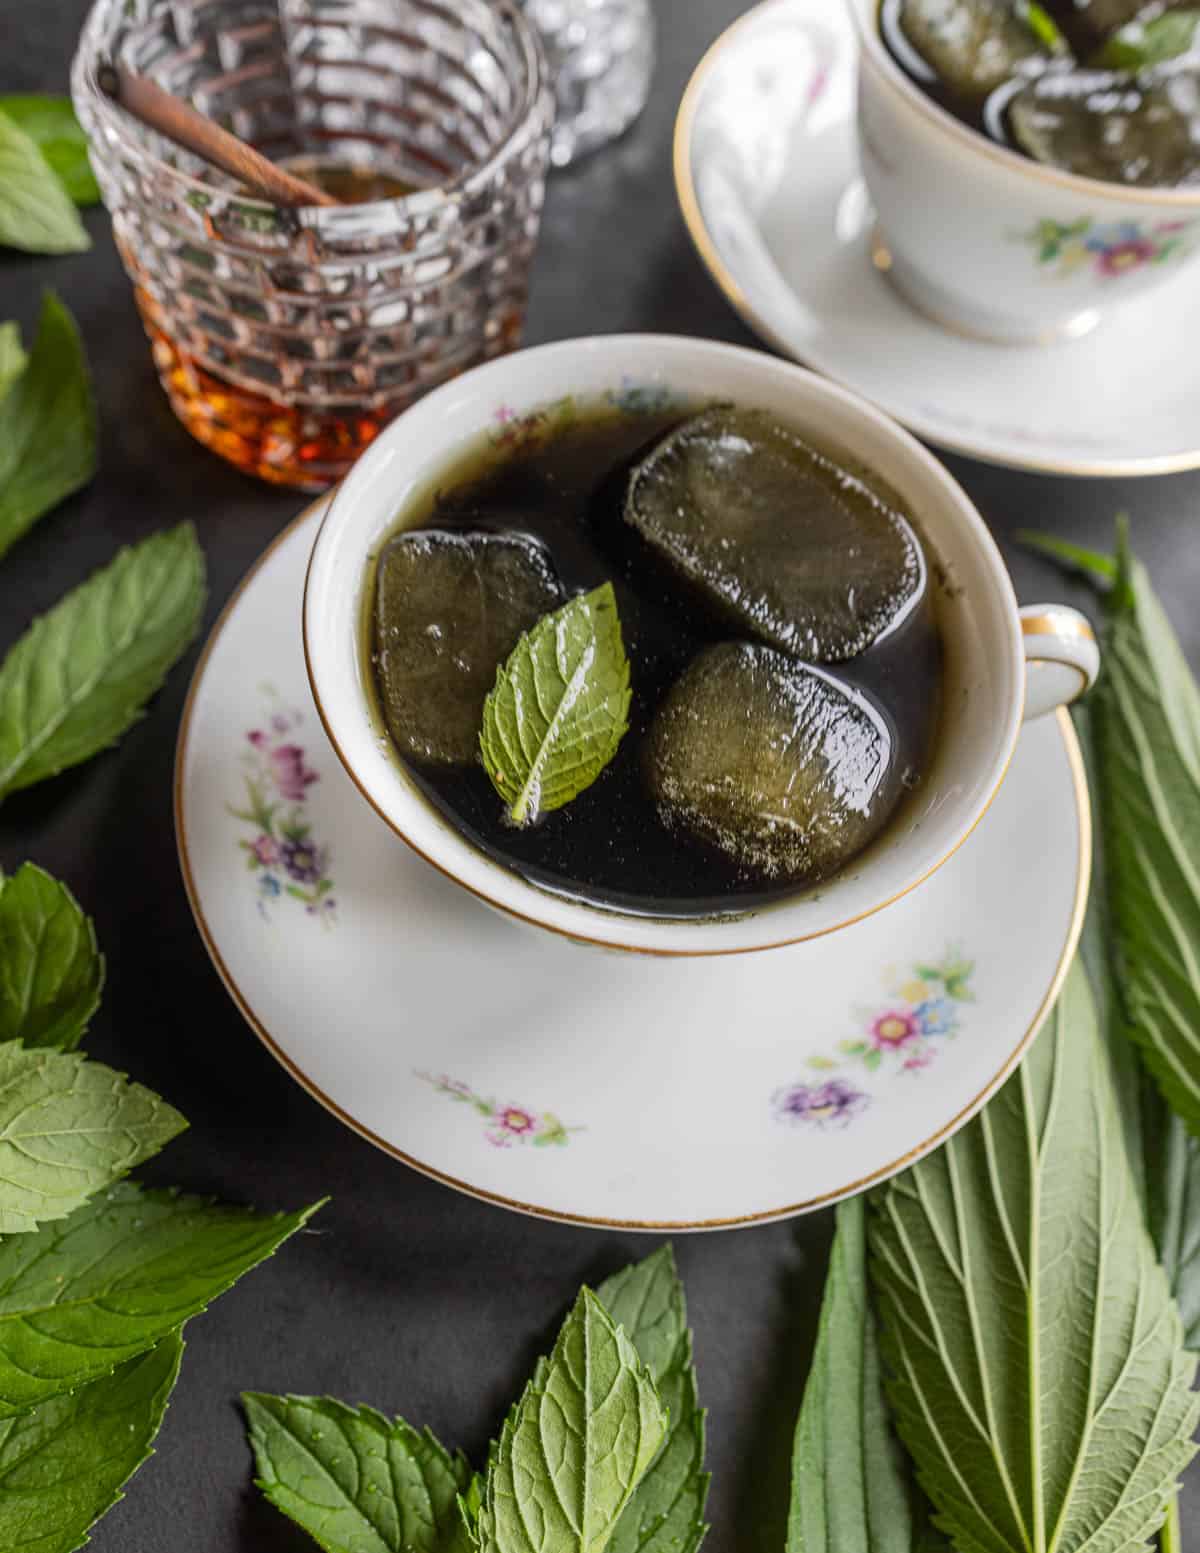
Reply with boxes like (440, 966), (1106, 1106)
(0, 109), (88, 254)
(0, 522), (206, 801)
(0, 323), (26, 402)
(0, 863), (104, 1051)
(0, 1331), (181, 1553)
(1146, 1103), (1200, 1351)
(788, 1196), (947, 1553)
(870, 961), (1199, 1553)
(478, 1288), (666, 1553)
(0, 1181), (320, 1416)
(480, 583), (631, 825)
(0, 97), (99, 207)
(244, 1393), (471, 1553)
(599, 1246), (709, 1553)
(1097, 10), (1200, 69)
(0, 1042), (185, 1234)
(0, 293), (96, 563)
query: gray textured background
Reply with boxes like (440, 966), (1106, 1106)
(0, 1), (1197, 1548)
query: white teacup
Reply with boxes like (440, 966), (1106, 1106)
(849, 0), (1200, 344)
(304, 334), (1098, 955)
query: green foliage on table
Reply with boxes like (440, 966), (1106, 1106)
(0, 108), (88, 254)
(0, 863), (104, 1051)
(0, 97), (100, 207)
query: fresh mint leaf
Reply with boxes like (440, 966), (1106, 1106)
(0, 1331), (181, 1553)
(477, 1289), (666, 1553)
(1097, 11), (1200, 69)
(1021, 2), (1069, 53)
(0, 522), (205, 801)
(0, 1182), (321, 1416)
(0, 863), (104, 1051)
(0, 293), (96, 562)
(480, 582), (631, 824)
(0, 1042), (185, 1234)
(599, 1246), (709, 1553)
(788, 1197), (946, 1553)
(0, 97), (99, 207)
(0, 109), (88, 253)
(869, 962), (1199, 1553)
(244, 1393), (471, 1553)
(0, 323), (26, 402)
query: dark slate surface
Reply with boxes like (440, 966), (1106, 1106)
(0, 1), (1196, 1548)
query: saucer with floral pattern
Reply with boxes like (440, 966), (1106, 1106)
(175, 500), (1090, 1229)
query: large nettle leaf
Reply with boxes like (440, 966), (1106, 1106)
(0, 1181), (319, 1416)
(0, 1332), (181, 1553)
(0, 522), (205, 801)
(0, 293), (96, 563)
(599, 1246), (709, 1553)
(788, 1195), (946, 1553)
(0, 862), (103, 1051)
(244, 1393), (471, 1553)
(0, 108), (88, 254)
(870, 961), (1199, 1553)
(0, 1041), (185, 1234)
(477, 1288), (666, 1553)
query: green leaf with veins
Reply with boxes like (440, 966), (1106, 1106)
(244, 1393), (471, 1553)
(477, 1289), (666, 1553)
(0, 97), (99, 207)
(480, 583), (631, 825)
(1097, 11), (1200, 69)
(600, 1246), (709, 1553)
(869, 961), (1199, 1553)
(0, 109), (88, 253)
(0, 1331), (181, 1553)
(0, 1042), (185, 1234)
(0, 293), (96, 562)
(0, 522), (205, 801)
(0, 863), (104, 1051)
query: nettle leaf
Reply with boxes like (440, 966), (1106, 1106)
(480, 583), (631, 825)
(788, 1196), (946, 1553)
(244, 1393), (471, 1553)
(0, 1181), (320, 1416)
(0, 322), (27, 402)
(0, 522), (206, 801)
(599, 1246), (709, 1553)
(0, 863), (104, 1051)
(1146, 1105), (1200, 1351)
(478, 1289), (666, 1553)
(0, 109), (88, 254)
(0, 1331), (181, 1553)
(870, 961), (1199, 1553)
(0, 97), (99, 207)
(0, 1042), (185, 1234)
(0, 293), (96, 562)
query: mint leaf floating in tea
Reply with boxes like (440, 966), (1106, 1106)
(0, 1331), (181, 1553)
(477, 1289), (666, 1553)
(0, 863), (104, 1051)
(625, 408), (922, 664)
(0, 522), (205, 802)
(0, 96), (100, 207)
(0, 106), (89, 253)
(599, 1247), (709, 1553)
(480, 583), (631, 826)
(1097, 10), (1200, 69)
(648, 644), (896, 884)
(0, 1043), (185, 1235)
(375, 528), (562, 767)
(0, 292), (96, 562)
(869, 961), (1199, 1553)
(244, 1393), (472, 1553)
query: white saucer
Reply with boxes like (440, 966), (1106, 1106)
(674, 0), (1200, 477)
(176, 502), (1089, 1230)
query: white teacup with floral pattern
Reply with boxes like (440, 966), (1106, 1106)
(849, 0), (1200, 344)
(303, 334), (1098, 955)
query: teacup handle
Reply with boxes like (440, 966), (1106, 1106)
(1020, 605), (1100, 721)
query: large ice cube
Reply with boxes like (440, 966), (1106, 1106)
(624, 409), (923, 664)
(892, 0), (1061, 104)
(646, 643), (896, 884)
(373, 528), (563, 767)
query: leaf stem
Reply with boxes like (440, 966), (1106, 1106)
(1162, 1494), (1181, 1553)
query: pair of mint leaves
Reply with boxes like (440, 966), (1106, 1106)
(0, 94), (98, 256)
(245, 1244), (708, 1553)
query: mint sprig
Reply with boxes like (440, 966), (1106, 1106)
(0, 862), (103, 1051)
(0, 108), (88, 254)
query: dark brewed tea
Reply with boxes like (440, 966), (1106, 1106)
(365, 403), (943, 919)
(881, 0), (1200, 187)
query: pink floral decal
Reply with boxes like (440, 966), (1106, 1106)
(417, 1073), (579, 1148)
(1023, 216), (1196, 278)
(488, 395), (577, 454)
(774, 950), (974, 1128)
(229, 689), (336, 924)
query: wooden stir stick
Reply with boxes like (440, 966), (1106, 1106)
(99, 62), (339, 209)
